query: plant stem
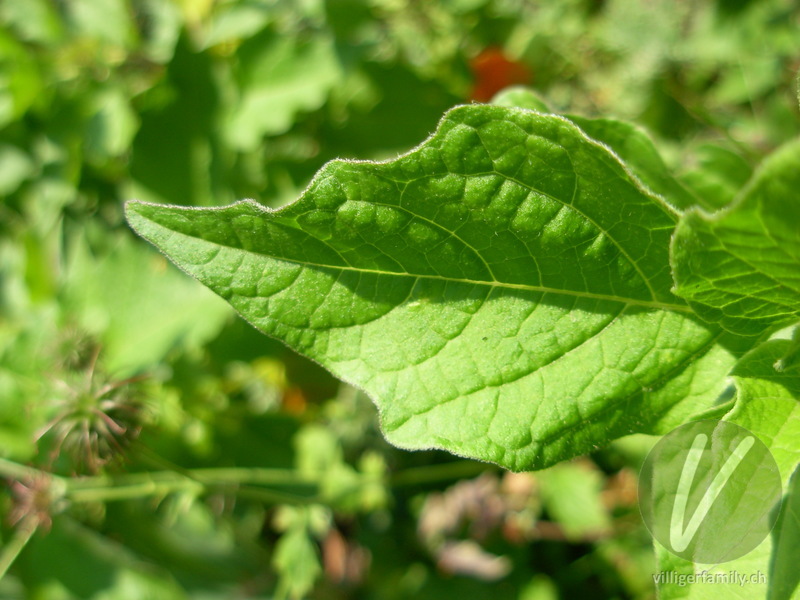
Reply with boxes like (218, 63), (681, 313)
(66, 468), (320, 503)
(0, 518), (37, 582)
(0, 458), (52, 483)
(0, 456), (494, 507)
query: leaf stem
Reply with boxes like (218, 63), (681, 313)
(0, 458), (51, 483)
(0, 456), (495, 507)
(0, 518), (37, 582)
(65, 468), (320, 503)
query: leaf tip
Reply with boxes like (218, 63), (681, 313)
(124, 199), (148, 222)
(123, 199), (166, 242)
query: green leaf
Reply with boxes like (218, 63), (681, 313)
(202, 2), (273, 49)
(566, 115), (701, 211)
(728, 339), (800, 478)
(127, 104), (737, 471)
(0, 0), (64, 44)
(679, 144), (753, 210)
(294, 424), (364, 509)
(0, 30), (42, 128)
(84, 87), (140, 162)
(519, 575), (559, 600)
(770, 464), (800, 600)
(671, 139), (800, 336)
(728, 340), (800, 600)
(135, 0), (182, 64)
(223, 30), (342, 150)
(67, 0), (137, 48)
(491, 86), (551, 112)
(0, 144), (35, 196)
(537, 461), (611, 540)
(272, 506), (327, 600)
(63, 233), (231, 375)
(655, 339), (800, 599)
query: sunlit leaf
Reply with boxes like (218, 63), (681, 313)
(127, 104), (738, 470)
(671, 139), (800, 336)
(655, 338), (800, 599)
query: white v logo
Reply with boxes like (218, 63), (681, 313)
(670, 433), (755, 552)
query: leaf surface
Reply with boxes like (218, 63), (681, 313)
(770, 464), (800, 600)
(127, 105), (735, 470)
(656, 338), (800, 599)
(671, 139), (800, 336)
(491, 87), (702, 210)
(566, 115), (701, 211)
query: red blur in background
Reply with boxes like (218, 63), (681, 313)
(469, 47), (532, 102)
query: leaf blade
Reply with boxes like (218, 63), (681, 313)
(671, 139), (800, 336)
(655, 338), (800, 600)
(127, 105), (734, 470)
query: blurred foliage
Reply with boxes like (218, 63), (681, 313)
(0, 0), (798, 598)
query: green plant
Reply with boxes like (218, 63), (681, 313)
(126, 91), (799, 598)
(2, 1), (799, 597)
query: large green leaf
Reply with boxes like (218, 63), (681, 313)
(671, 139), (800, 336)
(126, 104), (736, 470)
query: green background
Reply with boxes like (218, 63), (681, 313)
(0, 0), (798, 598)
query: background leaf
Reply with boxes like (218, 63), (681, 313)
(223, 30), (342, 151)
(678, 144), (754, 210)
(671, 139), (800, 336)
(62, 233), (231, 375)
(566, 115), (701, 212)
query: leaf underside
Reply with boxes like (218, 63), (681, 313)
(126, 105), (735, 470)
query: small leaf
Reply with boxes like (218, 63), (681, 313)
(67, 0), (137, 48)
(127, 105), (736, 470)
(272, 507), (326, 600)
(63, 233), (231, 375)
(85, 87), (140, 161)
(679, 144), (753, 210)
(0, 0), (64, 44)
(671, 139), (800, 336)
(223, 30), (342, 150)
(0, 143), (35, 195)
(537, 461), (611, 540)
(655, 339), (800, 599)
(491, 86), (550, 112)
(770, 464), (800, 600)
